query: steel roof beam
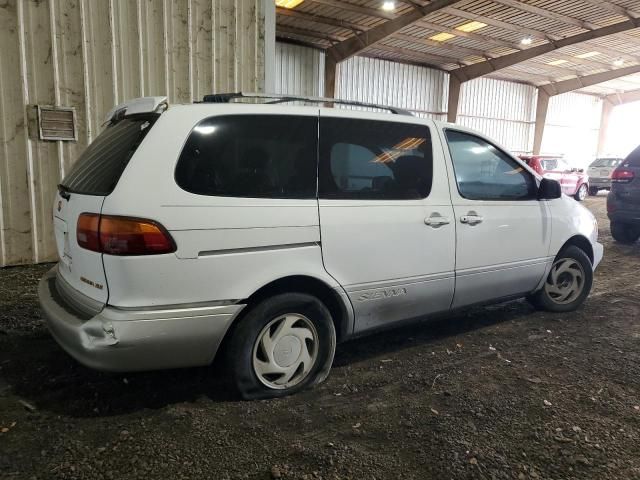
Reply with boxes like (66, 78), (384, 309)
(539, 64), (640, 96)
(324, 0), (461, 63)
(450, 18), (640, 82)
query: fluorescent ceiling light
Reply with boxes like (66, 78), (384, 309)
(382, 1), (395, 11)
(429, 32), (456, 42)
(575, 51), (600, 59)
(456, 21), (487, 33)
(547, 59), (568, 66)
(275, 0), (304, 8)
(613, 58), (624, 67)
(521, 36), (533, 45)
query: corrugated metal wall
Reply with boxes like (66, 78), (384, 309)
(275, 42), (324, 96)
(335, 56), (448, 119)
(458, 78), (536, 156)
(0, 0), (268, 267)
(542, 92), (603, 167)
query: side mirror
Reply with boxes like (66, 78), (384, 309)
(538, 177), (562, 200)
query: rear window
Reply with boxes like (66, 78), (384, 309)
(175, 115), (318, 198)
(61, 117), (156, 195)
(624, 146), (640, 167)
(591, 158), (622, 168)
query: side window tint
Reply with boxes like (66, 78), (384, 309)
(445, 130), (536, 201)
(175, 115), (317, 198)
(319, 118), (433, 200)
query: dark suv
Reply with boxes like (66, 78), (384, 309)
(607, 145), (640, 243)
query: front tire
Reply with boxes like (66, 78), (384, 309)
(528, 246), (593, 312)
(225, 293), (336, 400)
(588, 186), (599, 196)
(574, 184), (588, 201)
(611, 222), (640, 244)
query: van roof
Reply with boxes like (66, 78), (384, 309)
(199, 92), (413, 116)
(104, 93), (414, 125)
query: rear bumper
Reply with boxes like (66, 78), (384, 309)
(38, 266), (245, 372)
(590, 179), (611, 188)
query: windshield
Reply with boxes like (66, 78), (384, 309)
(61, 116), (157, 195)
(590, 158), (622, 168)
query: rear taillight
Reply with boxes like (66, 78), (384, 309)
(77, 213), (176, 255)
(612, 168), (635, 183)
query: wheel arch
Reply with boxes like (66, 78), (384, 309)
(232, 275), (354, 343)
(558, 235), (594, 264)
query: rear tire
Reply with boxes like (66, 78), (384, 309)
(574, 184), (588, 201)
(528, 245), (593, 313)
(588, 187), (599, 196)
(224, 293), (336, 400)
(611, 222), (640, 244)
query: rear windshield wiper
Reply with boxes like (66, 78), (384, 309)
(58, 184), (71, 200)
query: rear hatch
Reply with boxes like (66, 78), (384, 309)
(610, 146), (640, 207)
(588, 158), (621, 180)
(54, 114), (159, 306)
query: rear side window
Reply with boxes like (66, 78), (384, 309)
(445, 129), (536, 201)
(61, 117), (156, 195)
(319, 118), (432, 200)
(175, 115), (318, 198)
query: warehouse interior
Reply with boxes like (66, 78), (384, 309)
(2, 0), (640, 267)
(2, 1), (640, 479)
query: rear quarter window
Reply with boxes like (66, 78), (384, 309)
(175, 115), (318, 199)
(61, 117), (156, 195)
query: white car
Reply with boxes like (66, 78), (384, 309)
(39, 93), (603, 399)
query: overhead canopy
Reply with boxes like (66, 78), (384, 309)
(276, 0), (640, 96)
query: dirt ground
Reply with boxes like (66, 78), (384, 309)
(1, 195), (639, 480)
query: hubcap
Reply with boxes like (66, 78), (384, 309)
(544, 258), (585, 305)
(252, 314), (318, 390)
(579, 185), (587, 200)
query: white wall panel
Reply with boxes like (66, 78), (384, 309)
(335, 56), (448, 119)
(275, 42), (324, 96)
(0, 0), (269, 266)
(542, 92), (602, 167)
(457, 78), (536, 156)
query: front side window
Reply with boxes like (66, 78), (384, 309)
(175, 115), (318, 198)
(445, 130), (536, 201)
(319, 118), (433, 200)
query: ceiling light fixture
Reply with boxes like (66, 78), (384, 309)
(275, 0), (304, 8)
(547, 59), (568, 66)
(613, 58), (624, 67)
(521, 36), (533, 45)
(429, 32), (456, 42)
(456, 21), (487, 33)
(575, 51), (600, 59)
(382, 1), (395, 11)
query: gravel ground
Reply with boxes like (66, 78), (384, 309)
(1, 195), (639, 480)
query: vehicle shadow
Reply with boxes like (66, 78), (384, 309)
(1, 299), (536, 418)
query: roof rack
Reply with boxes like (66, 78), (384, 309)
(200, 92), (413, 116)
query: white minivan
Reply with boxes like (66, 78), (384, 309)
(39, 94), (603, 399)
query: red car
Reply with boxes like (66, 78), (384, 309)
(519, 155), (589, 201)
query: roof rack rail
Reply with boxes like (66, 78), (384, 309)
(200, 92), (413, 116)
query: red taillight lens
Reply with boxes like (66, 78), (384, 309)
(612, 168), (635, 183)
(77, 214), (176, 255)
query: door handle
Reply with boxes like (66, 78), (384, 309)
(460, 214), (483, 225)
(424, 215), (450, 227)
